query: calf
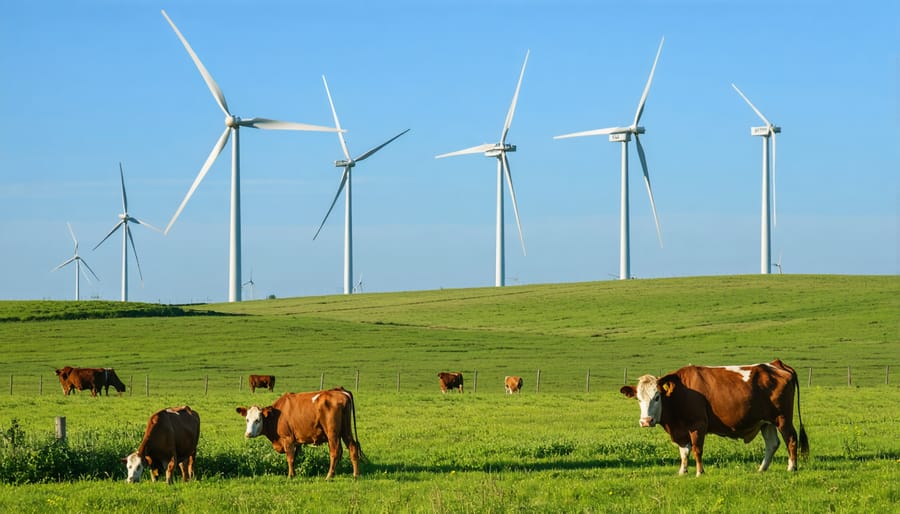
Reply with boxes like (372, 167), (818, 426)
(123, 406), (200, 484)
(438, 372), (464, 394)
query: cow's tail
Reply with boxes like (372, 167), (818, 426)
(344, 388), (368, 464)
(791, 367), (810, 459)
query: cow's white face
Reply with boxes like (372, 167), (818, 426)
(124, 452), (144, 483)
(242, 406), (264, 438)
(634, 375), (662, 428)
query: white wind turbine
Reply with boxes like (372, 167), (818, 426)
(242, 270), (255, 300)
(313, 75), (409, 295)
(436, 50), (530, 287)
(53, 222), (100, 301)
(554, 37), (665, 281)
(160, 9), (342, 302)
(732, 83), (781, 275)
(94, 163), (161, 302)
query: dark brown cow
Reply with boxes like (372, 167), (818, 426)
(236, 387), (363, 479)
(123, 405), (200, 484)
(248, 374), (275, 393)
(55, 366), (127, 397)
(620, 359), (809, 476)
(438, 372), (464, 394)
(505, 375), (523, 394)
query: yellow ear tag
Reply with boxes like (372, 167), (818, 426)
(662, 382), (675, 397)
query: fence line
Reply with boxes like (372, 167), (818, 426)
(8, 365), (895, 396)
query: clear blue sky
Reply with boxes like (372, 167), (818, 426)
(1, 1), (896, 303)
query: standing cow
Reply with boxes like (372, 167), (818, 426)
(620, 359), (808, 476)
(248, 374), (275, 393)
(505, 375), (523, 394)
(236, 387), (363, 479)
(123, 405), (201, 484)
(437, 372), (464, 394)
(55, 366), (127, 396)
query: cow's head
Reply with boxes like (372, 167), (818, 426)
(122, 452), (150, 483)
(236, 405), (271, 438)
(619, 374), (667, 428)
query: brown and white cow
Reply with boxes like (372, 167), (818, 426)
(438, 372), (464, 394)
(55, 366), (127, 397)
(505, 375), (523, 394)
(123, 405), (200, 484)
(248, 374), (275, 393)
(620, 359), (808, 476)
(236, 387), (363, 479)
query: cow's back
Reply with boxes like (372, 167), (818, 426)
(140, 407), (200, 460)
(273, 390), (351, 445)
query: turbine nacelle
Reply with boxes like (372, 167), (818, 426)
(226, 115), (240, 128)
(485, 144), (516, 157)
(334, 159), (355, 168)
(751, 125), (780, 137)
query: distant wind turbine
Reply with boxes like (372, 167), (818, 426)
(53, 222), (100, 301)
(554, 37), (665, 281)
(160, 9), (342, 302)
(436, 50), (530, 287)
(242, 270), (255, 300)
(94, 163), (160, 302)
(314, 75), (409, 295)
(732, 83), (781, 275)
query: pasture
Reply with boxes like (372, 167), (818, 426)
(0, 275), (897, 512)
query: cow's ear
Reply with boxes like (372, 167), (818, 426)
(659, 378), (676, 397)
(619, 385), (637, 398)
(236, 407), (247, 417)
(261, 407), (273, 418)
(143, 455), (153, 466)
(121, 457), (128, 463)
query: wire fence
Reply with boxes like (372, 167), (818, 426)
(7, 365), (894, 397)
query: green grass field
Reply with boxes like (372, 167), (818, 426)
(0, 275), (897, 512)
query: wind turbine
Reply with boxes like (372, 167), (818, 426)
(313, 75), (409, 295)
(732, 83), (781, 275)
(160, 9), (342, 302)
(554, 37), (665, 281)
(53, 222), (99, 301)
(435, 50), (530, 287)
(94, 163), (160, 302)
(242, 270), (255, 300)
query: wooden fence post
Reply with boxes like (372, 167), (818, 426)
(396, 371), (401, 393)
(40, 375), (43, 395)
(585, 369), (591, 393)
(145, 375), (149, 397)
(807, 368), (812, 388)
(623, 367), (628, 385)
(536, 369), (541, 393)
(204, 375), (209, 395)
(355, 369), (360, 391)
(55, 416), (66, 442)
(8, 374), (12, 395)
(130, 376), (134, 396)
(320, 372), (325, 391)
(240, 375), (243, 392)
(887, 366), (891, 385)
(847, 366), (852, 387)
(473, 370), (477, 394)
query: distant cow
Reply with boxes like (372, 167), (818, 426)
(55, 366), (127, 397)
(505, 375), (523, 394)
(236, 387), (363, 479)
(248, 375), (276, 393)
(438, 372), (464, 394)
(123, 405), (200, 484)
(620, 359), (809, 476)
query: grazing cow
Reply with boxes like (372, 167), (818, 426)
(55, 366), (127, 397)
(248, 374), (276, 393)
(123, 406), (200, 484)
(236, 387), (363, 479)
(437, 372), (464, 394)
(620, 359), (809, 476)
(505, 375), (523, 394)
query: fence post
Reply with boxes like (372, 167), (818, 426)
(887, 366), (891, 385)
(586, 369), (591, 393)
(623, 367), (628, 385)
(536, 369), (541, 393)
(320, 372), (325, 391)
(40, 375), (43, 395)
(847, 366), (852, 387)
(355, 369), (360, 391)
(9, 374), (12, 395)
(130, 376), (134, 396)
(145, 375), (149, 397)
(204, 375), (209, 395)
(396, 371), (400, 393)
(55, 416), (66, 442)
(473, 370), (477, 394)
(807, 368), (812, 388)
(240, 375), (243, 392)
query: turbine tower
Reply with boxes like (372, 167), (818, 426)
(53, 222), (99, 301)
(94, 163), (160, 302)
(436, 50), (530, 287)
(314, 75), (409, 295)
(732, 83), (781, 275)
(160, 9), (342, 302)
(554, 37), (665, 281)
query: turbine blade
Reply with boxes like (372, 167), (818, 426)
(435, 143), (496, 159)
(165, 126), (231, 234)
(554, 127), (628, 140)
(633, 36), (664, 127)
(93, 220), (124, 251)
(127, 225), (144, 283)
(131, 216), (163, 233)
(322, 75), (351, 161)
(240, 117), (343, 132)
(53, 257), (76, 272)
(313, 168), (349, 240)
(119, 162), (128, 214)
(78, 257), (100, 283)
(501, 49), (530, 145)
(635, 134), (663, 247)
(66, 222), (77, 247)
(731, 83), (771, 127)
(502, 153), (526, 256)
(161, 9), (230, 117)
(354, 128), (410, 162)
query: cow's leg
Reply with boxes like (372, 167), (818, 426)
(758, 423), (780, 472)
(285, 442), (297, 478)
(689, 431), (705, 476)
(165, 457), (177, 485)
(677, 443), (691, 475)
(776, 418), (799, 472)
(326, 438), (343, 480)
(186, 453), (195, 481)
